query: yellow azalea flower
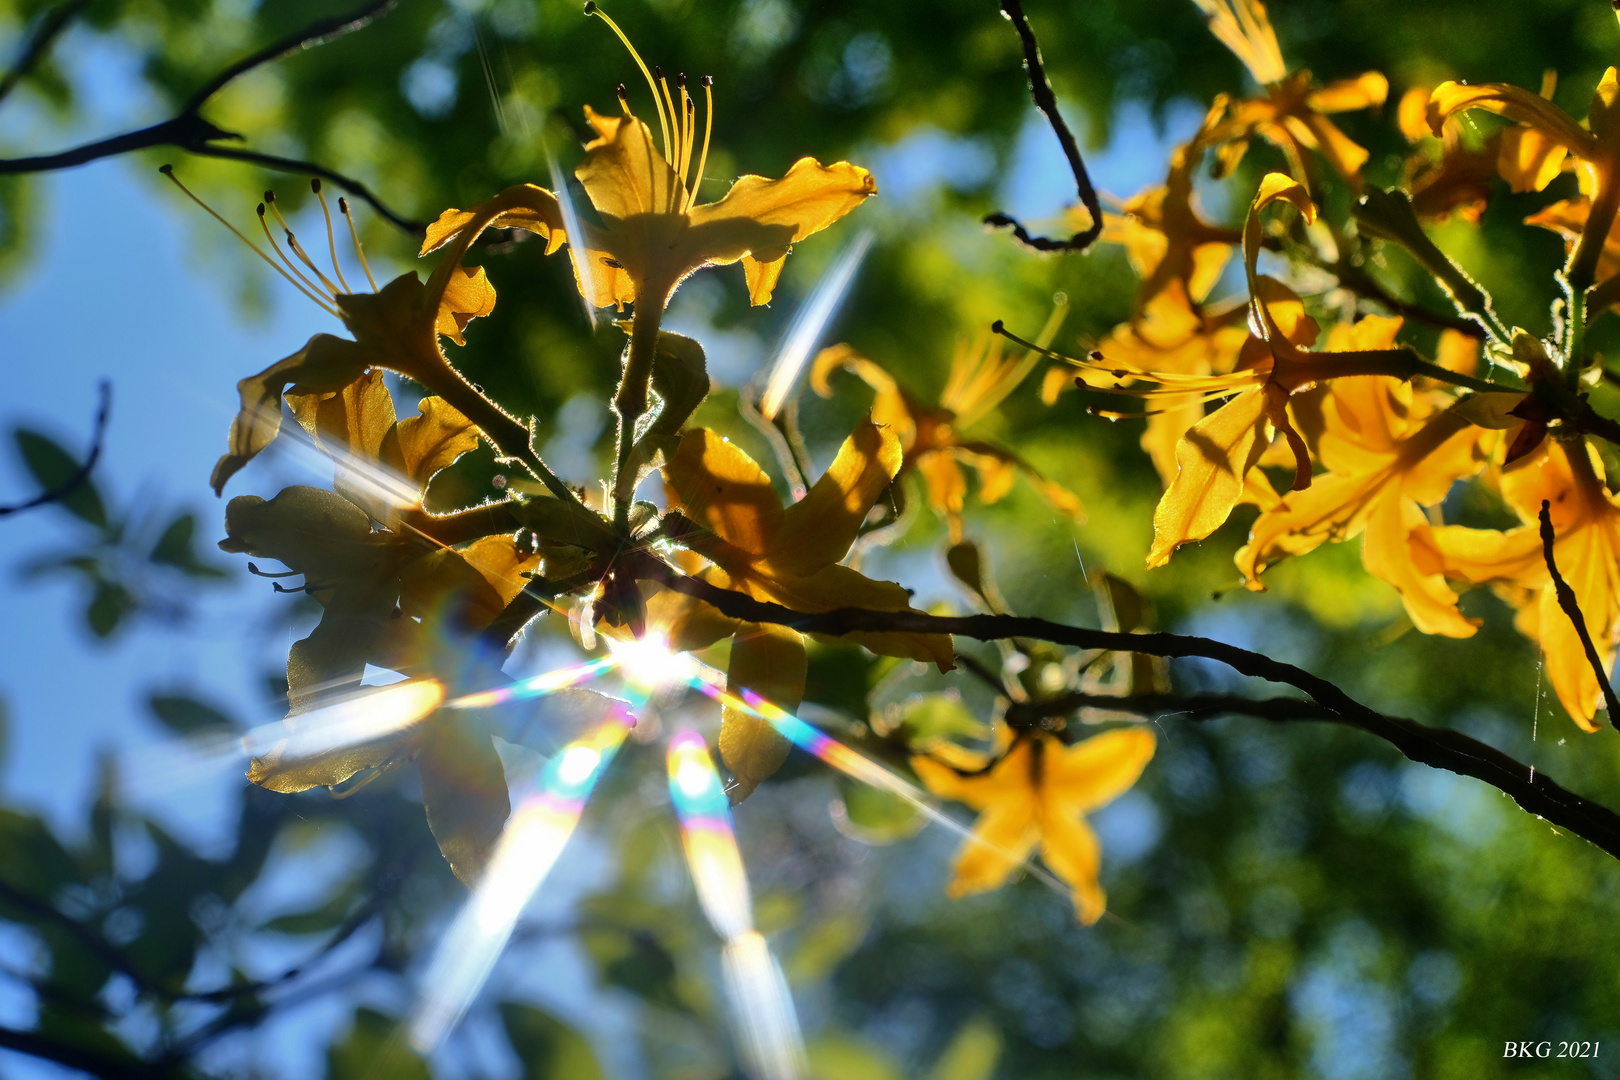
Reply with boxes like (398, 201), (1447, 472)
(1526, 198), (1620, 287)
(1396, 86), (1500, 223)
(1428, 66), (1620, 292)
(809, 311), (1084, 542)
(157, 171), (503, 497)
(1425, 440), (1620, 730)
(911, 728), (1156, 924)
(1193, 0), (1386, 189)
(1235, 317), (1489, 636)
(1099, 144), (1241, 312)
(419, 7), (876, 528)
(653, 419), (954, 798)
(219, 372), (539, 883)
(419, 4), (872, 317)
(1073, 282), (1250, 488)
(1034, 176), (1448, 568)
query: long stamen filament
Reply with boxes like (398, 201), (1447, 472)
(657, 68), (681, 212)
(338, 197), (379, 291)
(312, 180), (352, 294)
(680, 94), (696, 209)
(585, 3), (672, 164)
(263, 194), (337, 297)
(159, 168), (340, 316)
(686, 76), (714, 214)
(284, 230), (344, 297)
(257, 205), (333, 305)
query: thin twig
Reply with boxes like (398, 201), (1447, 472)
(982, 0), (1104, 254)
(0, 0), (90, 107)
(0, 0), (420, 233)
(0, 379), (109, 517)
(1539, 498), (1620, 730)
(638, 556), (1620, 860)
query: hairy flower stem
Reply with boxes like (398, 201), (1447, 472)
(612, 296), (667, 533)
(412, 351), (576, 504)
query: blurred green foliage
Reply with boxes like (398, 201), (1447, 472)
(3, 0), (1620, 1078)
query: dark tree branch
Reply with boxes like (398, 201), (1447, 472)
(0, 0), (90, 107)
(983, 0), (1104, 254)
(639, 558), (1620, 860)
(1539, 498), (1620, 729)
(0, 0), (421, 233)
(0, 379), (109, 517)
(0, 1023), (159, 1080)
(1007, 690), (1334, 727)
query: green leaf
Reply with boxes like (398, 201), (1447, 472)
(887, 694), (989, 748)
(147, 693), (236, 735)
(86, 581), (134, 638)
(327, 1008), (429, 1080)
(150, 512), (229, 578)
(832, 776), (923, 845)
(15, 428), (106, 527)
(500, 1003), (606, 1080)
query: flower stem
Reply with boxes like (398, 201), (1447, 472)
(412, 350), (578, 505)
(612, 296), (667, 533)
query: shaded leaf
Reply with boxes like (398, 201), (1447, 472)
(327, 1007), (429, 1080)
(500, 1003), (607, 1080)
(15, 428), (106, 527)
(147, 693), (235, 735)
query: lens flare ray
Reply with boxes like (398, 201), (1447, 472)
(241, 679), (446, 763)
(667, 733), (808, 1080)
(759, 228), (874, 420)
(408, 709), (634, 1053)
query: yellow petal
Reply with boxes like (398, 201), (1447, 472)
(946, 798), (1040, 899)
(1148, 387), (1269, 567)
(385, 396), (480, 490)
(742, 254), (787, 306)
(287, 367), (397, 466)
(1427, 81), (1597, 158)
(575, 106), (681, 220)
(1044, 729), (1157, 815)
(456, 534), (540, 610)
(1499, 127), (1570, 193)
(211, 334), (370, 495)
(688, 158), (877, 265)
(720, 623), (806, 801)
(1362, 494), (1477, 638)
(435, 265), (498, 346)
(1306, 71), (1389, 113)
(775, 416), (903, 575)
(1036, 809), (1106, 924)
(665, 428), (785, 555)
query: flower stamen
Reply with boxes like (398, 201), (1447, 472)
(311, 179), (353, 294)
(257, 202), (334, 305)
(337, 196), (379, 291)
(585, 2), (673, 165)
(686, 75), (714, 214)
(158, 167), (340, 317)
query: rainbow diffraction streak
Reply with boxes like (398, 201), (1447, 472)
(407, 709), (634, 1052)
(667, 732), (808, 1080)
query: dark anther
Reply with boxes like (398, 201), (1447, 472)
(676, 73), (686, 89)
(990, 319), (1004, 334)
(264, 190), (276, 203)
(338, 197), (349, 212)
(583, 0), (598, 12)
(616, 83), (628, 99)
(701, 75), (713, 87)
(256, 203), (266, 217)
(311, 178), (321, 193)
(247, 563), (300, 578)
(158, 163), (174, 175)
(654, 65), (664, 79)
